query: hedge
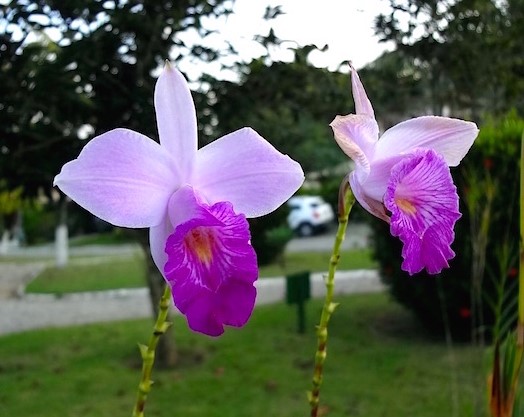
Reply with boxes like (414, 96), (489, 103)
(370, 113), (523, 340)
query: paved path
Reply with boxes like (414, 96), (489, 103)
(286, 223), (371, 252)
(0, 223), (377, 335)
(0, 262), (46, 298)
(3, 242), (141, 259)
(0, 270), (383, 336)
(1, 223), (372, 260)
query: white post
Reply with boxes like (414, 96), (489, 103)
(0, 230), (8, 255)
(55, 224), (69, 267)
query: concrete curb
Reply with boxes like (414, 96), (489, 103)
(1, 270), (383, 336)
(255, 269), (383, 304)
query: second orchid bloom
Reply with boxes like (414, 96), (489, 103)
(55, 63), (304, 336)
(331, 65), (479, 275)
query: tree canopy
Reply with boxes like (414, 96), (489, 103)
(374, 0), (524, 120)
(207, 46), (352, 174)
(1, 0), (233, 197)
(2, 1), (415, 197)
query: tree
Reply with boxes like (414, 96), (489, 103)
(0, 33), (91, 197)
(3, 0), (235, 140)
(208, 45), (351, 174)
(1, 0), (235, 367)
(374, 0), (524, 120)
(358, 50), (430, 128)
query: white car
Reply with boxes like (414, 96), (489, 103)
(286, 196), (335, 237)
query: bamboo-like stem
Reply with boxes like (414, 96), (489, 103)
(518, 131), (524, 338)
(514, 131), (524, 375)
(506, 130), (524, 416)
(132, 284), (172, 417)
(309, 182), (355, 417)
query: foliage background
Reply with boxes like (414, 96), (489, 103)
(371, 113), (524, 340)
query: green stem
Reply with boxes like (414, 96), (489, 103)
(514, 131), (524, 384)
(132, 284), (172, 417)
(309, 184), (355, 417)
(503, 130), (524, 417)
(519, 130), (524, 332)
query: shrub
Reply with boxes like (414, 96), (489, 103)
(371, 113), (523, 340)
(23, 200), (56, 245)
(318, 175), (368, 222)
(249, 204), (293, 266)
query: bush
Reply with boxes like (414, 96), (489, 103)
(249, 204), (293, 266)
(23, 200), (56, 245)
(371, 113), (523, 340)
(317, 175), (368, 222)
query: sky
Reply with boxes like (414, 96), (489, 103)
(2, 0), (395, 81)
(178, 0), (395, 81)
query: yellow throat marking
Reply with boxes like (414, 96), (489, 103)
(395, 197), (417, 216)
(185, 227), (215, 265)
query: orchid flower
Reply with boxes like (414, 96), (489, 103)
(54, 63), (304, 336)
(331, 65), (478, 275)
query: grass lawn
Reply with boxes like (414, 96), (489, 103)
(0, 292), (492, 417)
(25, 256), (146, 294)
(25, 249), (377, 294)
(69, 231), (135, 246)
(259, 248), (376, 276)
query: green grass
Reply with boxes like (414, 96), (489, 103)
(0, 292), (492, 417)
(69, 231), (135, 247)
(25, 249), (376, 294)
(259, 248), (375, 277)
(25, 256), (146, 294)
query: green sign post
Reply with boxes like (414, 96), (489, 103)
(286, 271), (311, 334)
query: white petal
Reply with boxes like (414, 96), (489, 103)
(54, 129), (179, 228)
(154, 63), (197, 178)
(149, 215), (173, 278)
(330, 114), (379, 175)
(375, 116), (479, 166)
(193, 128), (304, 218)
(349, 172), (389, 222)
(351, 64), (375, 118)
